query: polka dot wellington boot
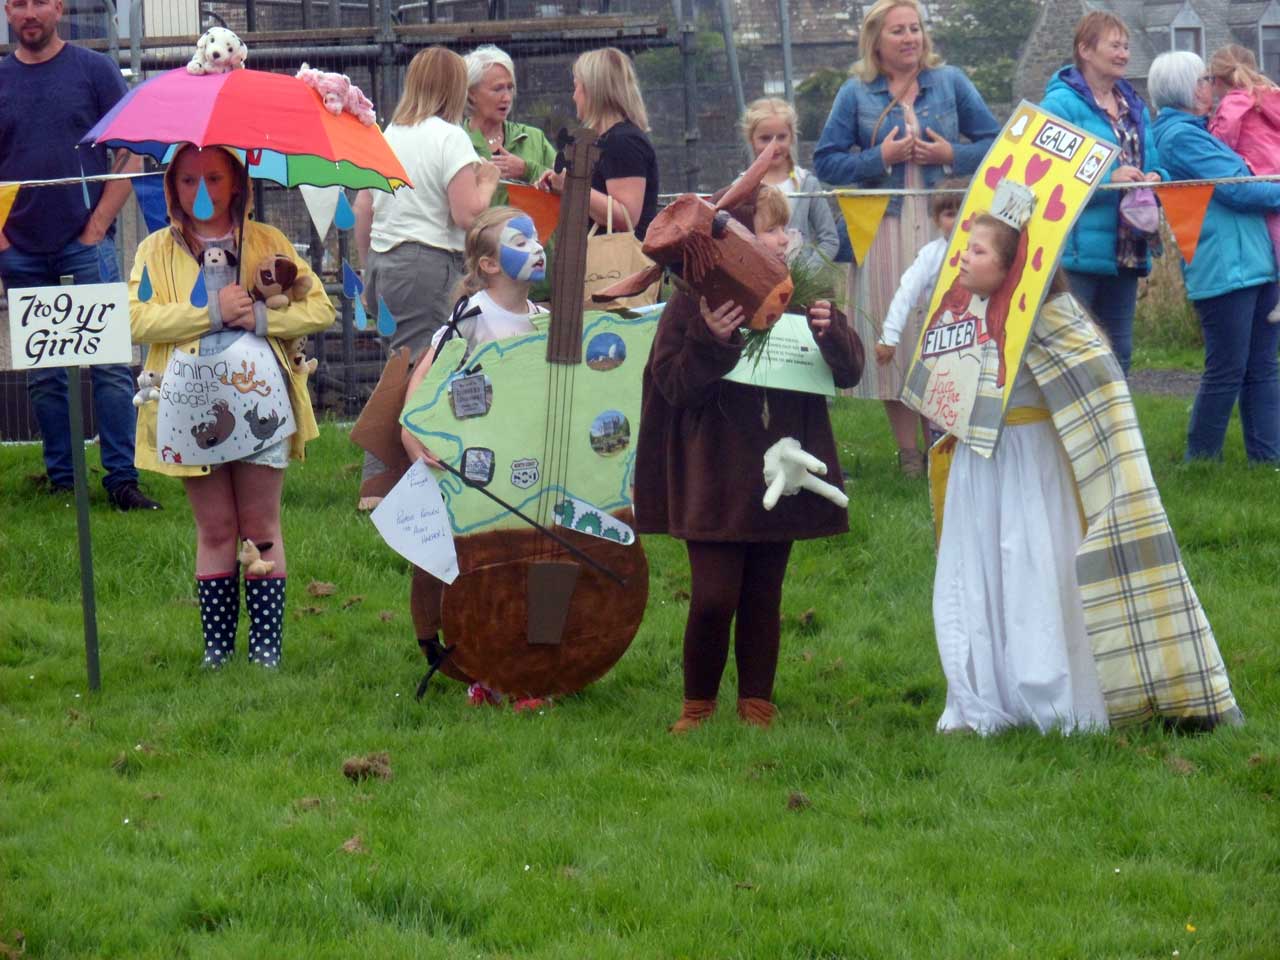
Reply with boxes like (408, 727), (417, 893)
(245, 575), (286, 668)
(197, 572), (240, 668)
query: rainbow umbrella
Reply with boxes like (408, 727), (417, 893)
(80, 68), (410, 192)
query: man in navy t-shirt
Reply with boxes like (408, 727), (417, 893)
(0, 0), (159, 510)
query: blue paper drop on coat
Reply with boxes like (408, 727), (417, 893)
(193, 177), (214, 220)
(190, 269), (208, 308)
(342, 260), (364, 298)
(353, 296), (368, 331)
(376, 296), (397, 337)
(138, 265), (154, 302)
(334, 191), (356, 230)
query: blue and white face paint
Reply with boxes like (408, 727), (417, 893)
(497, 214), (546, 282)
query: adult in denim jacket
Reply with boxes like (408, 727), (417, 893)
(813, 0), (998, 476)
(1150, 51), (1280, 463)
(1040, 11), (1164, 375)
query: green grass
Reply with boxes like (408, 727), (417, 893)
(2, 397), (1278, 959)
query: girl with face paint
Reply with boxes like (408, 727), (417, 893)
(392, 207), (548, 688)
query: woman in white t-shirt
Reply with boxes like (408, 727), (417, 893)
(354, 46), (499, 508)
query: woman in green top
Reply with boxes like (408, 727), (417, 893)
(464, 45), (557, 208)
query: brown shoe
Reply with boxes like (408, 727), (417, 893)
(897, 448), (925, 478)
(737, 697), (778, 728)
(669, 699), (716, 734)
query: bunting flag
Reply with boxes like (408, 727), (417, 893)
(0, 184), (18, 235)
(299, 183), (342, 240)
(836, 193), (891, 266)
(1154, 183), (1214, 264)
(506, 182), (561, 242)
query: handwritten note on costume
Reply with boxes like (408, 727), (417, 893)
(722, 313), (835, 396)
(371, 459), (460, 584)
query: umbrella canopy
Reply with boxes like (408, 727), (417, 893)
(81, 68), (410, 192)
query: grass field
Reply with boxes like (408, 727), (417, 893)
(1, 395), (1278, 959)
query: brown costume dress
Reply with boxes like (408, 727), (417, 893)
(634, 291), (864, 705)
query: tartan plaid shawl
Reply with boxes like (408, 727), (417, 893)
(1026, 294), (1242, 727)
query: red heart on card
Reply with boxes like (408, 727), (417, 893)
(1043, 184), (1067, 221)
(1019, 293), (1027, 311)
(984, 155), (1013, 189)
(1025, 154), (1052, 186)
(949, 250), (960, 267)
(1032, 247), (1043, 271)
(961, 215), (973, 232)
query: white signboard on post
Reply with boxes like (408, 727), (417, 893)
(7, 282), (132, 371)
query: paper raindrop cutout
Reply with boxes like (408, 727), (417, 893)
(342, 260), (364, 299)
(138, 265), (154, 302)
(334, 191), (356, 230)
(190, 269), (208, 308)
(376, 296), (397, 337)
(354, 296), (368, 331)
(193, 177), (214, 220)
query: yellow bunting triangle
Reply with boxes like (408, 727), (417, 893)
(836, 193), (891, 267)
(0, 184), (18, 235)
(1153, 184), (1214, 264)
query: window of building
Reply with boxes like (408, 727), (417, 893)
(1173, 27), (1202, 55)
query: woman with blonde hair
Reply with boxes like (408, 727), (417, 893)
(538, 46), (659, 239)
(1208, 43), (1280, 319)
(813, 0), (999, 476)
(740, 97), (839, 269)
(352, 45), (499, 509)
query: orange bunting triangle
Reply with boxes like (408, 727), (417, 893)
(505, 182), (561, 243)
(0, 184), (18, 235)
(1154, 184), (1214, 264)
(836, 193), (891, 267)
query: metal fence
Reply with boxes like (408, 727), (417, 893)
(2, 0), (864, 441)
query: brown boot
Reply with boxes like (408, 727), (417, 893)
(897, 448), (925, 478)
(669, 699), (716, 734)
(737, 697), (778, 728)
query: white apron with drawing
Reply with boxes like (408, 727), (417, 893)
(156, 333), (295, 466)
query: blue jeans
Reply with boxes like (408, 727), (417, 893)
(0, 236), (138, 491)
(1188, 282), (1280, 463)
(1065, 268), (1139, 375)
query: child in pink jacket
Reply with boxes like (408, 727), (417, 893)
(1208, 44), (1280, 320)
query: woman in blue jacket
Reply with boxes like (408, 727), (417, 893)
(1040, 10), (1163, 375)
(813, 0), (998, 477)
(1150, 51), (1280, 463)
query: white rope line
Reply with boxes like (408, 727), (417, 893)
(3, 170), (1279, 194)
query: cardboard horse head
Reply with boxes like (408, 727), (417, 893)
(590, 147), (794, 330)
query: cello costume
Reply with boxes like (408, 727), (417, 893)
(634, 288), (864, 728)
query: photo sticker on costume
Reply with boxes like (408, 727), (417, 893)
(585, 332), (626, 371)
(1075, 144), (1110, 185)
(510, 457), (540, 489)
(589, 410), (630, 457)
(462, 447), (496, 486)
(155, 337), (295, 465)
(448, 372), (492, 419)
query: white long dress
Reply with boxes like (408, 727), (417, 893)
(932, 367), (1109, 735)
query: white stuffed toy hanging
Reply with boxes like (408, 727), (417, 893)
(187, 27), (248, 75)
(762, 437), (849, 511)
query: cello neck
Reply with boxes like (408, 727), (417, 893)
(547, 129), (599, 366)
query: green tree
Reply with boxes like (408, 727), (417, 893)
(933, 0), (1040, 104)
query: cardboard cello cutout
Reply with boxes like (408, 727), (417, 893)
(591, 145), (794, 330)
(399, 129), (654, 699)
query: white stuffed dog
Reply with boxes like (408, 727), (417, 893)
(187, 27), (248, 75)
(133, 370), (162, 407)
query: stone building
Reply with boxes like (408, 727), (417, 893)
(1016, 0), (1280, 103)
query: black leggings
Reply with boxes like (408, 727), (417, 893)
(683, 540), (793, 701)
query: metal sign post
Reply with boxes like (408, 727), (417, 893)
(7, 276), (133, 691)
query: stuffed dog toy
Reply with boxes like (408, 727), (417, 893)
(187, 27), (248, 75)
(251, 255), (313, 310)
